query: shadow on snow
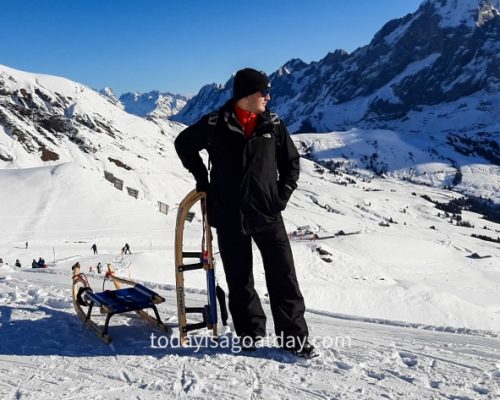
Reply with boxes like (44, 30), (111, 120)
(0, 305), (298, 362)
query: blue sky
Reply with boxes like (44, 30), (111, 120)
(0, 0), (422, 96)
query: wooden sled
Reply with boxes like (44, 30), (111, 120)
(175, 189), (218, 345)
(71, 262), (168, 344)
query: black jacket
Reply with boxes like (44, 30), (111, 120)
(175, 100), (300, 234)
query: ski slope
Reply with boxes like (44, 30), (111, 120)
(1, 155), (500, 398)
(1, 263), (499, 399)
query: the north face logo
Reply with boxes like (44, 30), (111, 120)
(263, 133), (272, 138)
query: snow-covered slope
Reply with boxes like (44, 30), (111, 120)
(0, 64), (192, 208)
(1, 263), (499, 399)
(1, 61), (500, 398)
(2, 155), (499, 332)
(294, 129), (500, 203)
(1, 63), (499, 331)
(1, 157), (500, 398)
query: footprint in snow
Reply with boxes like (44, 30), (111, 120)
(335, 361), (353, 371)
(386, 369), (416, 384)
(473, 385), (490, 395)
(429, 380), (443, 389)
(366, 370), (385, 381)
(47, 297), (70, 309)
(399, 351), (418, 367)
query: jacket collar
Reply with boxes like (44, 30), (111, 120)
(221, 99), (273, 135)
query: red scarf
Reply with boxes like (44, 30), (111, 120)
(234, 104), (258, 138)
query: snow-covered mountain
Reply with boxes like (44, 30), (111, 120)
(1, 60), (499, 206)
(173, 82), (232, 126)
(295, 129), (500, 204)
(0, 64), (191, 207)
(98, 87), (123, 108)
(106, 90), (189, 120)
(173, 0), (500, 139)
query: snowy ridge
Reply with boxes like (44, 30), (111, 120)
(172, 82), (231, 125)
(424, 0), (500, 28)
(118, 90), (188, 120)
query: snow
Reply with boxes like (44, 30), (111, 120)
(1, 64), (500, 399)
(395, 53), (441, 84)
(2, 265), (499, 399)
(424, 0), (500, 28)
(294, 128), (500, 202)
(1, 151), (500, 398)
(384, 13), (422, 45)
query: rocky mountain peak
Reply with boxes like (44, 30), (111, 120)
(422, 0), (499, 28)
(117, 90), (188, 120)
(478, 0), (500, 26)
(174, 0), (499, 141)
(99, 87), (122, 107)
(278, 58), (307, 76)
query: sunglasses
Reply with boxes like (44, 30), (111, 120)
(260, 87), (271, 97)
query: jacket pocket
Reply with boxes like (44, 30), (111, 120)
(271, 183), (283, 213)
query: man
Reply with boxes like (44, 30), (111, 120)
(175, 68), (316, 358)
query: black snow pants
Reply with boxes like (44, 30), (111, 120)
(217, 221), (308, 341)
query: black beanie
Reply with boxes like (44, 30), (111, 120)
(233, 68), (270, 100)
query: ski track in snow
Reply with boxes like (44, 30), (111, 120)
(1, 266), (499, 400)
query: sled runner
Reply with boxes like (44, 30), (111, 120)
(175, 189), (219, 345)
(71, 262), (168, 344)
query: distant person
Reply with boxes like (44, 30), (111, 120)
(121, 244), (131, 255)
(96, 262), (102, 274)
(91, 243), (98, 254)
(25, 241), (28, 249)
(32, 259), (38, 269)
(37, 257), (46, 268)
(15, 259), (21, 268)
(89, 266), (94, 273)
(0, 258), (3, 264)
